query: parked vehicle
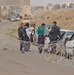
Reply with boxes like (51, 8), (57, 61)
(65, 34), (74, 57)
(55, 29), (74, 57)
(45, 24), (61, 36)
(10, 17), (16, 22)
(22, 17), (33, 24)
(33, 29), (74, 46)
(60, 29), (74, 45)
(16, 17), (20, 21)
(26, 28), (34, 40)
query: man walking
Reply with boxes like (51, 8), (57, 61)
(37, 23), (46, 53)
(49, 21), (60, 54)
(18, 23), (24, 51)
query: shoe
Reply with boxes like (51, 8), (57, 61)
(21, 51), (25, 53)
(39, 49), (42, 54)
(24, 49), (28, 52)
(20, 49), (23, 51)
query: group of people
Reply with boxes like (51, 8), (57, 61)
(18, 21), (60, 54)
(37, 21), (60, 54)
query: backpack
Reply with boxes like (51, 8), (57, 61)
(23, 28), (30, 41)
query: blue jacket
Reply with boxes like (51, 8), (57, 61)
(23, 28), (30, 42)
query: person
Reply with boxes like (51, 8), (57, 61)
(49, 21), (60, 54)
(30, 23), (36, 42)
(37, 23), (46, 53)
(23, 23), (30, 52)
(18, 23), (24, 51)
(24, 23), (29, 29)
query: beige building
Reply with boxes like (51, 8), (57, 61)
(21, 0), (31, 18)
(0, 0), (31, 18)
(1, 6), (10, 18)
(22, 5), (31, 18)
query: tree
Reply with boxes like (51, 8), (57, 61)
(53, 4), (61, 9)
(62, 4), (66, 8)
(48, 3), (52, 6)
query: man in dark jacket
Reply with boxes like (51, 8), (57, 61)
(18, 23), (24, 51)
(49, 21), (60, 41)
(49, 21), (60, 54)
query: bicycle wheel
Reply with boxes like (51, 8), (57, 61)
(43, 44), (53, 62)
(43, 51), (53, 62)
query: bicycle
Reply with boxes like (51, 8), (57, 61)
(43, 41), (65, 62)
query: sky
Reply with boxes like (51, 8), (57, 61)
(31, 0), (74, 6)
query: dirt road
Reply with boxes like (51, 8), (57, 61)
(0, 20), (74, 75)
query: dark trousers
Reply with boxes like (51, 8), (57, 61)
(38, 35), (45, 53)
(24, 43), (30, 51)
(20, 40), (24, 51)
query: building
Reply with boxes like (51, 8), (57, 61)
(66, 2), (74, 8)
(1, 6), (10, 18)
(0, 0), (31, 18)
(22, 0), (31, 18)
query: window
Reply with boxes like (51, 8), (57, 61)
(60, 31), (65, 40)
(67, 32), (74, 37)
(70, 34), (74, 41)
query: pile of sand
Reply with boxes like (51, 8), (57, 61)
(35, 9), (74, 30)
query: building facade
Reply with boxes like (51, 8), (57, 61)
(0, 0), (30, 6)
(66, 2), (74, 8)
(0, 0), (31, 18)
